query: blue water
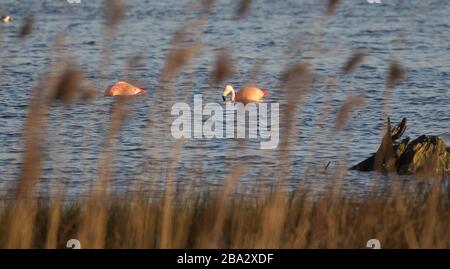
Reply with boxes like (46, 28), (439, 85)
(0, 0), (449, 199)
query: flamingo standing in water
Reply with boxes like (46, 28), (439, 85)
(104, 81), (145, 96)
(222, 85), (269, 104)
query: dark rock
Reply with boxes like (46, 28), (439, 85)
(350, 117), (450, 175)
(391, 117), (407, 142)
(396, 135), (449, 175)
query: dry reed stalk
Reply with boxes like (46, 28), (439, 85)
(170, 201), (194, 248)
(18, 15), (34, 39)
(290, 0), (340, 63)
(235, 0), (252, 19)
(382, 60), (405, 115)
(161, 42), (202, 82)
(76, 194), (109, 248)
(386, 60), (405, 90)
(248, 60), (262, 83)
(326, 0), (341, 16)
(123, 54), (145, 85)
(159, 141), (184, 248)
(228, 198), (261, 248)
(74, 4), (125, 248)
(45, 193), (63, 249)
(98, 0), (126, 78)
(76, 96), (127, 248)
(201, 0), (215, 14)
(13, 79), (52, 200)
(289, 197), (313, 248)
(52, 65), (83, 104)
(341, 51), (366, 75)
(207, 165), (246, 248)
(4, 75), (52, 247)
(121, 198), (153, 248)
(334, 95), (366, 130)
(104, 0), (125, 30)
(255, 191), (289, 248)
(4, 29), (93, 245)
(210, 49), (234, 87)
(273, 63), (313, 199)
(418, 183), (439, 248)
(279, 62), (312, 158)
(140, 14), (207, 199)
(3, 201), (37, 248)
(301, 78), (336, 176)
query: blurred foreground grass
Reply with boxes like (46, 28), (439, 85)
(1, 177), (449, 248)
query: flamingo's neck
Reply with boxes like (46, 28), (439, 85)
(230, 87), (236, 102)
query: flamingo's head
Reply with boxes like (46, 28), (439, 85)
(2, 16), (12, 23)
(138, 88), (145, 95)
(222, 85), (234, 101)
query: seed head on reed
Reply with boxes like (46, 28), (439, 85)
(18, 15), (34, 39)
(51, 33), (66, 53)
(386, 60), (405, 89)
(210, 49), (234, 86)
(80, 80), (97, 101)
(126, 55), (144, 70)
(170, 29), (189, 47)
(104, 0), (125, 28)
(161, 42), (201, 81)
(52, 66), (83, 105)
(281, 62), (311, 85)
(326, 0), (341, 16)
(235, 0), (252, 19)
(249, 60), (262, 81)
(341, 51), (366, 75)
(201, 0), (215, 14)
(335, 95), (366, 130)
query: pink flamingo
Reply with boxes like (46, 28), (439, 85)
(222, 85), (269, 104)
(104, 81), (145, 97)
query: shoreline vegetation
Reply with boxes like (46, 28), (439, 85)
(1, 178), (449, 248)
(0, 0), (449, 248)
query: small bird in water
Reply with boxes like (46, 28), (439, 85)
(222, 85), (269, 104)
(104, 81), (145, 97)
(2, 15), (12, 23)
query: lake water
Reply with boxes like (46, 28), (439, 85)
(0, 0), (449, 199)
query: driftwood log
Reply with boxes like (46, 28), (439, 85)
(350, 117), (450, 175)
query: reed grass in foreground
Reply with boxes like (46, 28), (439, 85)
(0, 175), (449, 249)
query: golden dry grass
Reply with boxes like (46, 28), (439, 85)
(1, 177), (449, 248)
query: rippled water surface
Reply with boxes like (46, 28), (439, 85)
(0, 0), (449, 198)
